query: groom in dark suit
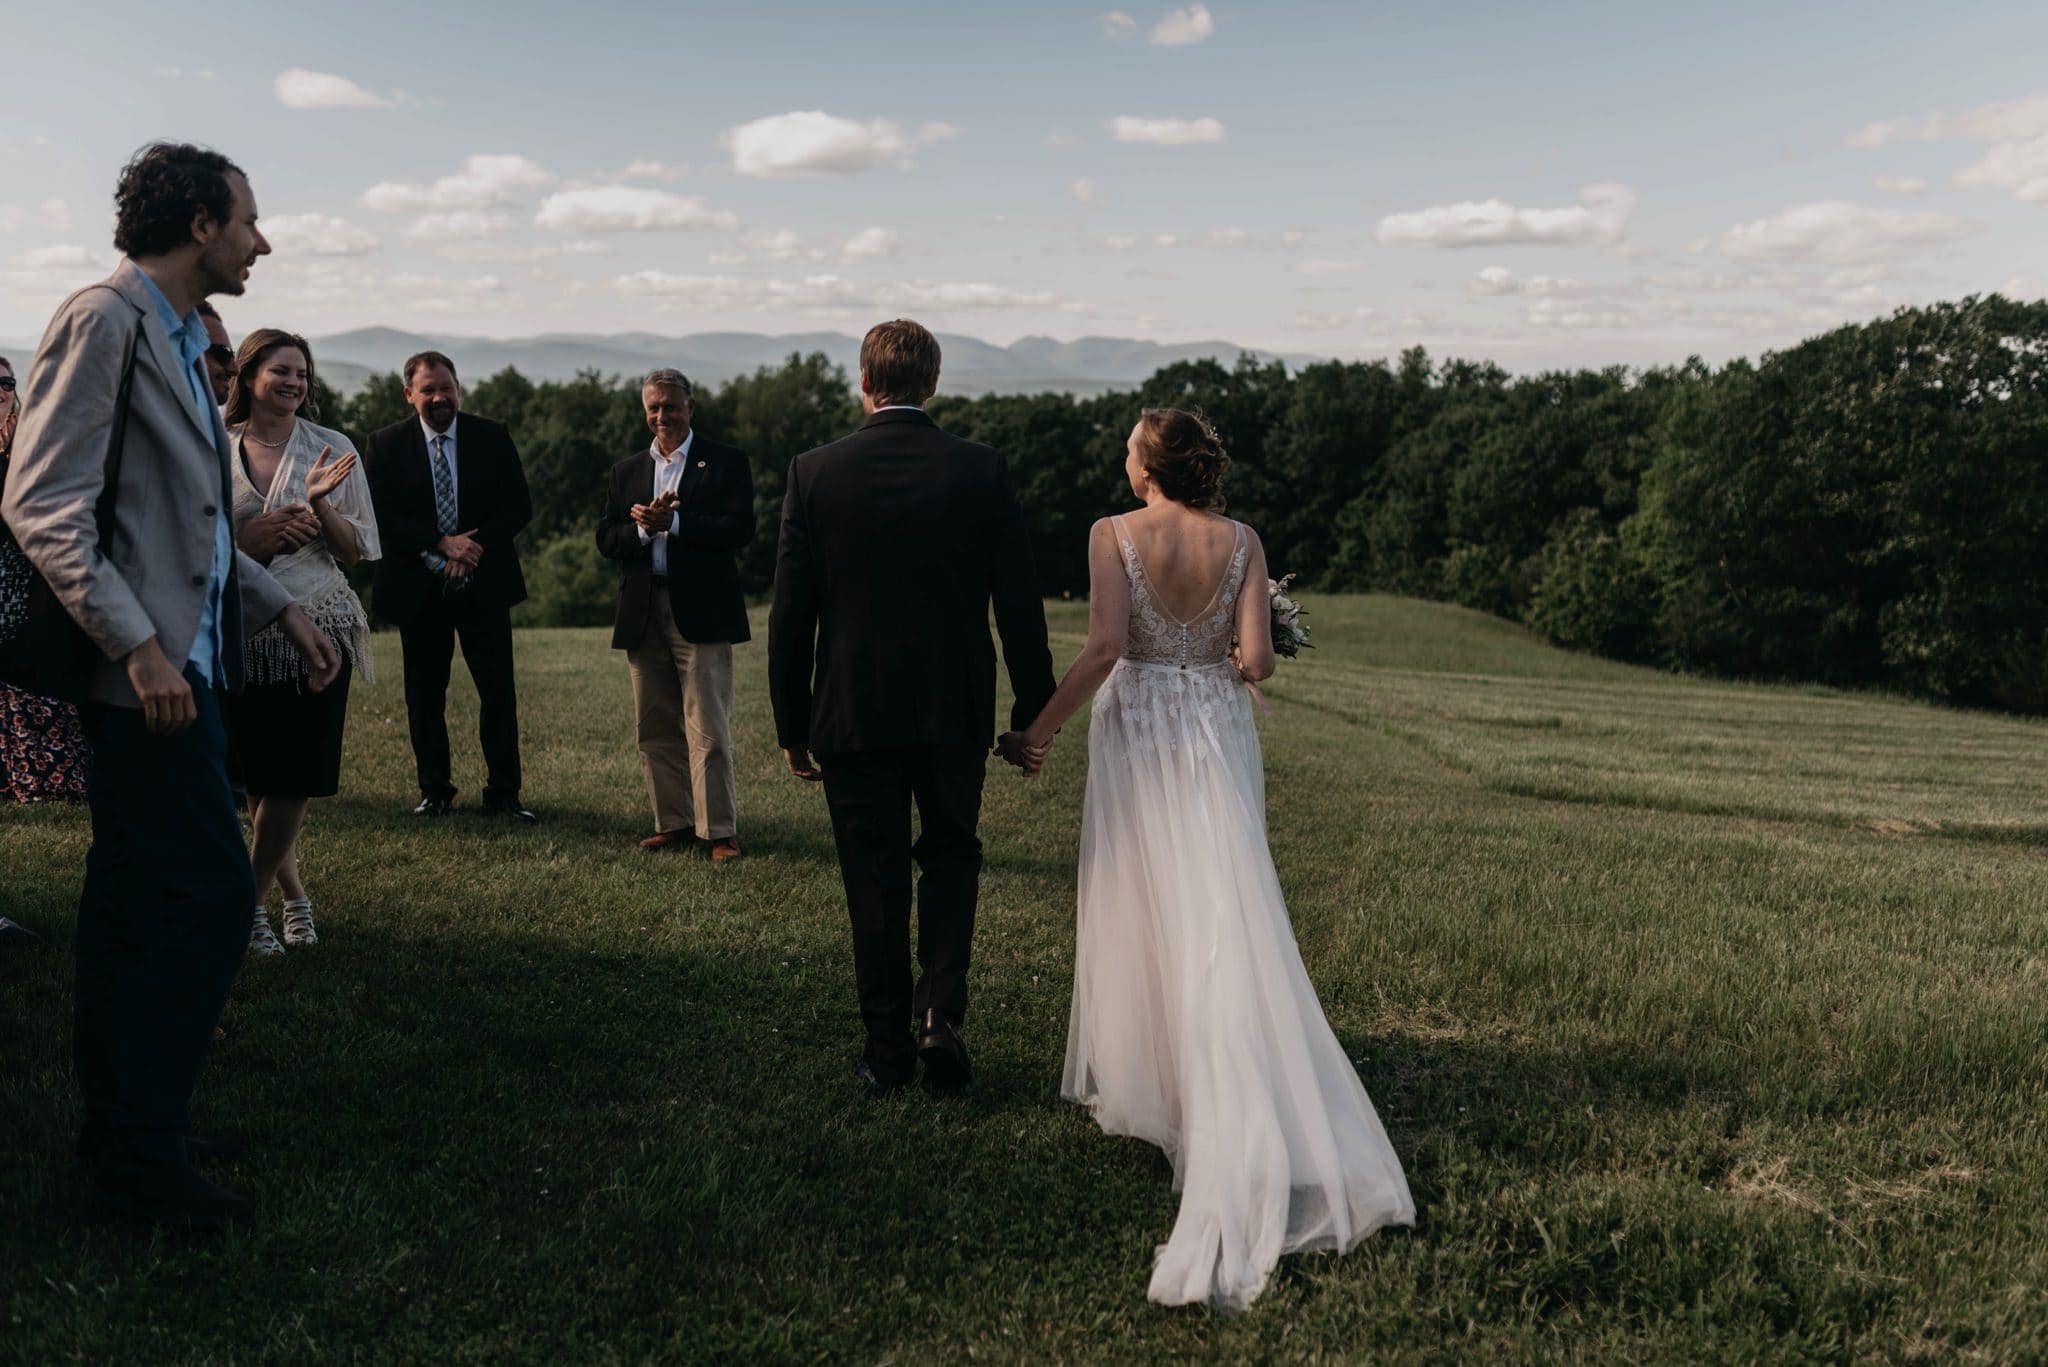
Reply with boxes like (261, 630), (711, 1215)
(769, 319), (1056, 1096)
(363, 350), (535, 821)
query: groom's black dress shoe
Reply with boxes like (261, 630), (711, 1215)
(853, 1059), (909, 1099)
(483, 795), (538, 825)
(918, 1009), (972, 1093)
(413, 795), (454, 817)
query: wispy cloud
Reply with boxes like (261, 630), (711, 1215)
(1848, 92), (2048, 204)
(1375, 183), (1636, 248)
(363, 156), (554, 212)
(723, 112), (959, 178)
(534, 187), (738, 233)
(274, 68), (402, 111)
(1718, 201), (1980, 263)
(1100, 10), (1138, 38)
(263, 213), (380, 256)
(1105, 116), (1226, 146)
(1151, 3), (1216, 45)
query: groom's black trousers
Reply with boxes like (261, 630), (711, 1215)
(819, 743), (987, 1079)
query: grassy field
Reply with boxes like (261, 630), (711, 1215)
(4, 594), (2046, 1362)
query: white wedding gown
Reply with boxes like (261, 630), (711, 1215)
(1061, 516), (1415, 1311)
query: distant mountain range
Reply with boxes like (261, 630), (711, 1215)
(288, 328), (1333, 398)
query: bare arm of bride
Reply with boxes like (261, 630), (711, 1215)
(1008, 519), (1131, 761)
(1232, 527), (1275, 683)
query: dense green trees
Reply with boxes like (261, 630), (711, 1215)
(321, 295), (2048, 711)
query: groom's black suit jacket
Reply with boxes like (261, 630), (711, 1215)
(767, 408), (1056, 755)
(595, 434), (754, 648)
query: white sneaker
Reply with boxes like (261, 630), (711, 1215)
(248, 907), (284, 957)
(281, 898), (318, 947)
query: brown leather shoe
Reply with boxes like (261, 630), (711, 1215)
(639, 830), (694, 851)
(709, 838), (742, 864)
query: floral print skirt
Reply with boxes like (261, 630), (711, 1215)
(1, 681), (88, 802)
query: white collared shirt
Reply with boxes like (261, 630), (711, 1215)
(874, 404), (924, 414)
(638, 428), (695, 575)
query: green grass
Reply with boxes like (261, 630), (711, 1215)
(4, 594), (2046, 1361)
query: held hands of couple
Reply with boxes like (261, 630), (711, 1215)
(782, 747), (823, 782)
(122, 605), (340, 735)
(995, 729), (1055, 776)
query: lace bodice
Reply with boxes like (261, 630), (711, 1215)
(1113, 516), (1250, 668)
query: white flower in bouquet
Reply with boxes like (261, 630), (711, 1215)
(1269, 574), (1312, 659)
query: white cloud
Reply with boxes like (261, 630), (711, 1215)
(1281, 228), (1307, 247)
(263, 213), (380, 256)
(2, 244), (114, 298)
(1848, 93), (2048, 205)
(841, 227), (900, 259)
(1376, 183), (1636, 248)
(722, 111), (959, 178)
(1106, 115), (1227, 146)
(363, 155), (554, 212)
(1467, 266), (1592, 297)
(1101, 10), (1138, 38)
(1522, 297), (1634, 329)
(1202, 227), (1250, 248)
(16, 245), (96, 270)
(1847, 92), (2048, 148)
(1955, 137), (2048, 203)
(1151, 3), (1216, 45)
(407, 211), (514, 242)
(433, 239), (610, 264)
(1071, 177), (1096, 204)
(274, 68), (398, 111)
(1874, 174), (1928, 194)
(619, 160), (686, 180)
(39, 198), (72, 233)
(155, 66), (217, 81)
(1719, 201), (1980, 263)
(615, 271), (1073, 314)
(533, 186), (738, 232)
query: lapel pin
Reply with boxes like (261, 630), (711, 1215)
(696, 460), (706, 468)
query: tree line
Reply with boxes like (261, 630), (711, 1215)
(316, 294), (2048, 712)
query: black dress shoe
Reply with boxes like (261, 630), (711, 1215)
(853, 1059), (909, 1099)
(484, 796), (538, 824)
(413, 795), (454, 817)
(0, 916), (37, 946)
(918, 1009), (972, 1093)
(86, 1164), (252, 1229)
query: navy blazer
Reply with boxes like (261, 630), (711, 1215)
(595, 434), (754, 647)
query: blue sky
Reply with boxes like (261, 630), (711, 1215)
(4, 0), (2046, 370)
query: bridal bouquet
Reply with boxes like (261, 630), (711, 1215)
(1269, 574), (1312, 659)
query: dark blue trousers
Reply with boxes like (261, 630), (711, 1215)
(76, 664), (252, 1171)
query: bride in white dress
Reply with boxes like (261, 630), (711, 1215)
(1002, 408), (1414, 1311)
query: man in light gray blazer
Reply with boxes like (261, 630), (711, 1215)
(2, 142), (339, 1229)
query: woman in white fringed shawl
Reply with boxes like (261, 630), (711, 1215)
(224, 328), (379, 956)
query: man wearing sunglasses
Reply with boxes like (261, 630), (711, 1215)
(197, 301), (234, 407)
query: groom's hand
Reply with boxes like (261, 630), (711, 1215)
(782, 747), (823, 782)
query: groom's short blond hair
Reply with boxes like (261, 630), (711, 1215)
(860, 319), (941, 407)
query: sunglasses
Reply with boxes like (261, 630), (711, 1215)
(205, 346), (236, 369)
(0, 376), (16, 391)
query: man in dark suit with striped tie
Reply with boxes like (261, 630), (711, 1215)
(362, 350), (535, 822)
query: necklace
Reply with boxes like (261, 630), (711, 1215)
(245, 427), (293, 449)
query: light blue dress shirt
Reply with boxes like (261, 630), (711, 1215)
(419, 414), (459, 574)
(135, 269), (233, 687)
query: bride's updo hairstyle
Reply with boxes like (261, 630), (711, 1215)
(1135, 407), (1230, 510)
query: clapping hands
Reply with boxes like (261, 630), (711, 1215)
(631, 491), (680, 535)
(995, 730), (1054, 776)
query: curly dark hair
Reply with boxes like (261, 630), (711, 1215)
(113, 142), (244, 258)
(1134, 407), (1230, 510)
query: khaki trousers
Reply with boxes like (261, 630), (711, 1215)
(626, 608), (737, 839)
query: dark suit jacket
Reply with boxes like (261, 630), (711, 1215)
(596, 434), (754, 647)
(363, 412), (532, 628)
(767, 408), (1056, 754)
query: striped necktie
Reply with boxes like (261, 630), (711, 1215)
(431, 434), (457, 533)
